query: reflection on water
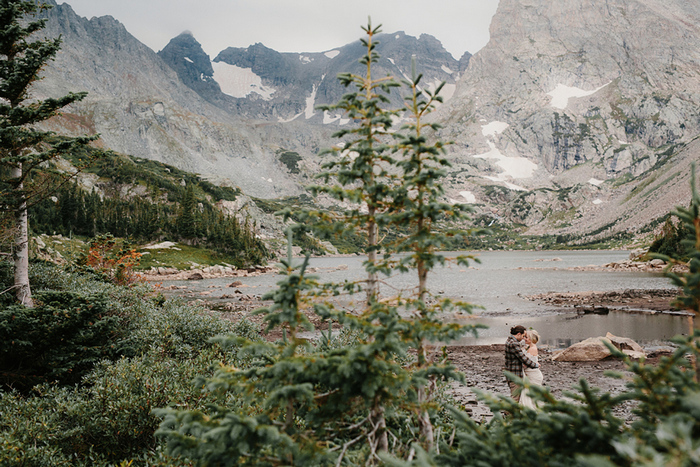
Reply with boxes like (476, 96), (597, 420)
(451, 310), (690, 347)
(162, 250), (688, 347)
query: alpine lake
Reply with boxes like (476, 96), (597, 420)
(160, 250), (690, 349)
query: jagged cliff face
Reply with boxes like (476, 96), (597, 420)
(35, 2), (464, 199)
(159, 31), (467, 124)
(33, 2), (322, 199)
(434, 0), (700, 238)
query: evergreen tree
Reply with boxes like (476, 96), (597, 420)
(0, 0), (96, 306)
(312, 20), (399, 305)
(177, 183), (198, 241)
(653, 163), (700, 373)
(157, 21), (480, 464)
(388, 57), (480, 448)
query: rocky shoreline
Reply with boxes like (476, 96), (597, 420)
(141, 256), (688, 424)
(140, 253), (687, 282)
(140, 264), (277, 282)
(524, 288), (686, 314)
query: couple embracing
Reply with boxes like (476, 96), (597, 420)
(505, 325), (543, 409)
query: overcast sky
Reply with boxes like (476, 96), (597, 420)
(62, 1), (500, 60)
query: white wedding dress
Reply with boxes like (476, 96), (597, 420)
(520, 355), (543, 409)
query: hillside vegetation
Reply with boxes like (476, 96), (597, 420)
(25, 146), (269, 267)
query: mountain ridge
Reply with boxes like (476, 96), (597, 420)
(31, 0), (700, 246)
(431, 0), (700, 241)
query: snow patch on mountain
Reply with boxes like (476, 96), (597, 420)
(323, 111), (349, 125)
(212, 62), (275, 100)
(481, 121), (509, 137)
(305, 85), (317, 119)
(324, 50), (340, 59)
(588, 178), (604, 186)
(278, 112), (303, 123)
(441, 65), (453, 74)
(547, 82), (610, 110)
(449, 190), (477, 205)
(482, 175), (528, 191)
(424, 79), (456, 101)
(460, 191), (476, 203)
(473, 141), (538, 183)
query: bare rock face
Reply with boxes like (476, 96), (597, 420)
(29, 0), (700, 245)
(435, 0), (700, 239)
(34, 1), (308, 200)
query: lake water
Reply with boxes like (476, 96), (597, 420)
(162, 250), (690, 348)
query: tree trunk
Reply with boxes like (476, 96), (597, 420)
(416, 255), (435, 449)
(690, 313), (699, 379)
(370, 401), (388, 453)
(12, 164), (32, 307)
(417, 385), (434, 451)
(366, 210), (378, 304)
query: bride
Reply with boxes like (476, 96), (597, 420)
(520, 330), (544, 409)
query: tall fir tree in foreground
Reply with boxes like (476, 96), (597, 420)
(157, 21), (481, 465)
(0, 0), (96, 306)
(388, 57), (481, 449)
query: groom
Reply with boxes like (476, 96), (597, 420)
(504, 325), (540, 402)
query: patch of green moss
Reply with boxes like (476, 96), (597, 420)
(277, 150), (302, 174)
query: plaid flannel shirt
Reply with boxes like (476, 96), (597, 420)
(504, 335), (539, 378)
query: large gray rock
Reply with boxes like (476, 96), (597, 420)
(553, 334), (646, 361)
(553, 337), (615, 362)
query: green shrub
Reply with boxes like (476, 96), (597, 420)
(0, 349), (221, 465)
(0, 387), (75, 466)
(0, 291), (126, 391)
(56, 349), (226, 463)
(127, 299), (256, 359)
(278, 150), (302, 174)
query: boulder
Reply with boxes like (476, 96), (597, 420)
(553, 334), (646, 362)
(605, 332), (645, 354)
(553, 337), (613, 362)
(228, 281), (243, 287)
(187, 272), (204, 280)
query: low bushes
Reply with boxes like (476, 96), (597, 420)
(0, 260), (258, 466)
(0, 291), (126, 391)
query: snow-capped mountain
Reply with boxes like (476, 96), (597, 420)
(34, 1), (333, 199)
(31, 0), (700, 242)
(431, 0), (700, 241)
(158, 31), (468, 123)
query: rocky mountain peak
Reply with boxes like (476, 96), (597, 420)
(30, 0), (700, 244)
(158, 32), (221, 97)
(433, 0), (700, 239)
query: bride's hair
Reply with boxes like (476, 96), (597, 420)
(528, 330), (540, 344)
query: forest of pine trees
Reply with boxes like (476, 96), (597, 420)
(29, 177), (269, 266)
